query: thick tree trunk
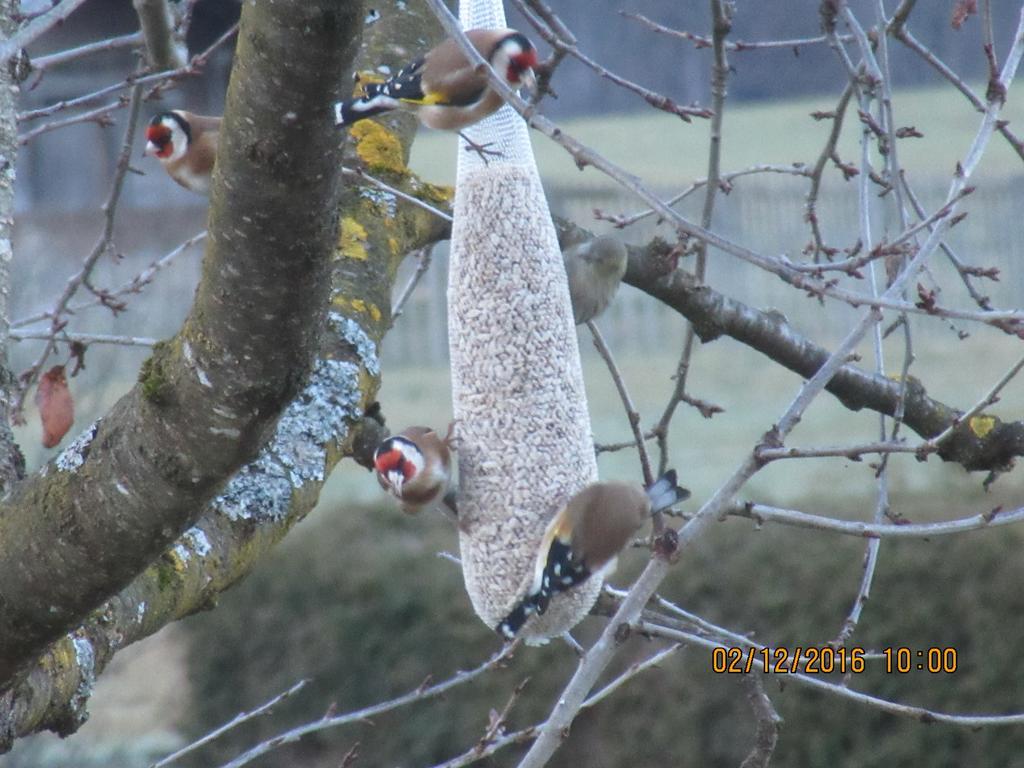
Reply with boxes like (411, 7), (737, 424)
(0, 0), (362, 693)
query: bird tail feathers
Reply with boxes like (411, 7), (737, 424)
(334, 92), (401, 127)
(646, 469), (690, 514)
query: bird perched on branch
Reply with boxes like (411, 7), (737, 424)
(373, 424), (455, 517)
(143, 110), (220, 196)
(334, 28), (538, 133)
(563, 234), (628, 325)
(496, 471), (690, 639)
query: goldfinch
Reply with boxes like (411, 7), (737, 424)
(334, 28), (538, 131)
(373, 424), (454, 515)
(144, 110), (220, 196)
(496, 471), (689, 639)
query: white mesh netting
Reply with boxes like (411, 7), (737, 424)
(449, 0), (600, 642)
(455, 0), (536, 176)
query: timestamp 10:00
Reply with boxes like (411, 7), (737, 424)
(711, 646), (958, 674)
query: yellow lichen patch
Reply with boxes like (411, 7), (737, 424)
(339, 217), (369, 261)
(415, 180), (454, 205)
(350, 121), (407, 176)
(333, 295), (382, 323)
(969, 415), (997, 438)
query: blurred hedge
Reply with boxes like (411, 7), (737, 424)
(181, 490), (1024, 767)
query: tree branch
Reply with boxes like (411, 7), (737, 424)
(0, 0), (360, 694)
(132, 0), (186, 70)
(0, 0), (453, 745)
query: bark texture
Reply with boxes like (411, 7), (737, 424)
(0, 0), (361, 694)
(0, 0), (22, 494)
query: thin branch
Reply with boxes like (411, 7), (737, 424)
(216, 646), (515, 768)
(755, 440), (916, 462)
(13, 232), (207, 329)
(11, 330), (157, 346)
(151, 680), (309, 768)
(390, 245), (434, 327)
(12, 80), (145, 419)
(596, 163), (810, 230)
(580, 643), (683, 710)
(635, 622), (1024, 727)
(623, 11), (853, 52)
(133, 0), (187, 70)
(738, 675), (782, 768)
(893, 27), (1024, 160)
(920, 354), (1024, 451)
(18, 99), (122, 144)
(517, 13), (711, 121)
(428, 726), (538, 768)
(805, 83), (856, 261)
(0, 0), (91, 63)
(422, 0), (1024, 336)
(587, 320), (653, 486)
(654, 0), (731, 477)
(32, 31), (144, 72)
(342, 166), (453, 224)
(725, 501), (1024, 538)
(18, 21), (238, 124)
(899, 170), (994, 311)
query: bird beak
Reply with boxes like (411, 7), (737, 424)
(521, 68), (538, 100)
(143, 141), (157, 158)
(387, 471), (404, 495)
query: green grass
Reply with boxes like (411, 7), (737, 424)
(409, 82), (1024, 189)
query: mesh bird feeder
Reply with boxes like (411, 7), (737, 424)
(448, 0), (600, 642)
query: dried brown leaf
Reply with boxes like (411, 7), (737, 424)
(35, 365), (74, 448)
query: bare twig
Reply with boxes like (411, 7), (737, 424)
(623, 11), (852, 52)
(587, 320), (653, 486)
(13, 231), (207, 329)
(32, 31), (144, 72)
(517, 14), (711, 121)
(18, 99), (122, 144)
(12, 81), (145, 419)
(635, 622), (1024, 727)
(596, 163), (811, 230)
(133, 0), (187, 70)
(654, 0), (731, 477)
(18, 22), (238, 124)
(920, 354), (1024, 451)
(151, 680), (309, 768)
(216, 646), (515, 768)
(390, 245), (435, 327)
(428, 726), (538, 768)
(342, 166), (453, 224)
(899, 171), (995, 311)
(11, 330), (157, 347)
(423, 0), (1024, 335)
(805, 84), (855, 260)
(725, 501), (1024, 538)
(580, 643), (683, 710)
(738, 675), (782, 768)
(893, 27), (1024, 160)
(0, 0), (91, 63)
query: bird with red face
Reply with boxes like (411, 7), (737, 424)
(335, 28), (538, 131)
(144, 110), (220, 196)
(373, 425), (454, 516)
